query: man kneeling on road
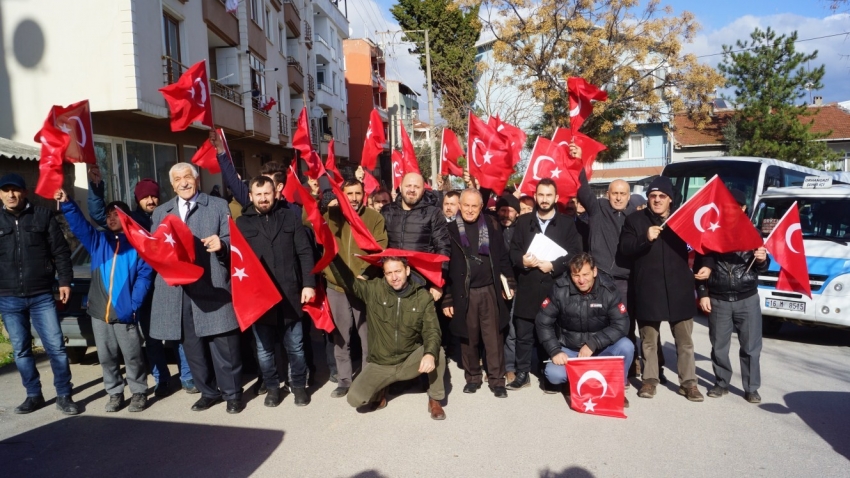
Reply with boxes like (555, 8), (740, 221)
(536, 252), (634, 407)
(328, 255), (447, 420)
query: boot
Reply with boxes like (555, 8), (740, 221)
(428, 398), (446, 420)
(506, 371), (530, 390)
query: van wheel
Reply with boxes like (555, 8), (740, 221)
(762, 317), (783, 336)
(65, 347), (88, 364)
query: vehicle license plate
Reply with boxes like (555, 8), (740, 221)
(764, 299), (805, 312)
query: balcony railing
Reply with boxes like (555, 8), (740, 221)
(315, 33), (329, 48)
(291, 118), (320, 146)
(304, 22), (313, 48)
(318, 82), (333, 94)
(162, 55), (187, 85)
(279, 112), (289, 137)
(210, 79), (243, 106)
(251, 96), (270, 116)
(287, 56), (303, 75)
(308, 75), (315, 95)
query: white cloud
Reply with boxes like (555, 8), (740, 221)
(685, 13), (850, 103)
(346, 1), (441, 124)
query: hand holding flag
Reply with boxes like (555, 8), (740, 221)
(764, 202), (811, 298)
(117, 211), (203, 286)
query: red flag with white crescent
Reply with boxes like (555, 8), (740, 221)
(329, 179), (383, 252)
(391, 150), (404, 191)
(764, 202), (811, 298)
(33, 116), (70, 199)
(566, 356), (626, 418)
(284, 167), (338, 274)
(361, 109), (385, 170)
(488, 115), (526, 166)
(357, 248), (449, 288)
(117, 211), (203, 286)
(302, 283), (335, 333)
(229, 217), (283, 331)
(440, 128), (464, 177)
(467, 112), (513, 195)
(52, 100), (96, 164)
(552, 128), (607, 180)
(158, 60), (213, 131)
(568, 77), (608, 133)
(325, 139), (344, 187)
(400, 120), (420, 175)
(518, 137), (581, 204)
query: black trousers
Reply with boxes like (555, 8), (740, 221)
(181, 292), (243, 401)
(514, 315), (545, 375)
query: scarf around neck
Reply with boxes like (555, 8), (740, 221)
(456, 214), (490, 256)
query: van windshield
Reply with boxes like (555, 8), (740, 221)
(664, 161), (760, 211)
(754, 197), (850, 241)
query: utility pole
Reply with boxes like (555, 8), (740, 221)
(376, 29), (437, 186)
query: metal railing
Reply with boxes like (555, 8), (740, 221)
(251, 96), (270, 116)
(162, 55), (187, 85)
(307, 74), (315, 96)
(318, 82), (333, 94)
(287, 56), (303, 74)
(210, 79), (243, 106)
(304, 22), (313, 47)
(279, 112), (289, 137)
(283, 0), (300, 19)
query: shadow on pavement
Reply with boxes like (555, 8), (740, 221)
(0, 416), (284, 477)
(760, 391), (850, 460)
(764, 323), (850, 347)
(539, 466), (595, 477)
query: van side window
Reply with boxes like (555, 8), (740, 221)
(782, 169), (808, 187)
(763, 166), (781, 191)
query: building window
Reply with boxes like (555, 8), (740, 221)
(249, 53), (266, 99)
(332, 72), (337, 94)
(249, 0), (260, 24)
(162, 12), (181, 63)
(279, 25), (285, 54)
(265, 7), (273, 37)
(628, 135), (644, 159)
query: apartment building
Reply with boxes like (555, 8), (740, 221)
(385, 80), (419, 150)
(343, 38), (389, 183)
(1, 0), (349, 208)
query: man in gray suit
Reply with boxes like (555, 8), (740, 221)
(149, 163), (244, 414)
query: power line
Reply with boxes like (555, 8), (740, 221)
(694, 31), (850, 59)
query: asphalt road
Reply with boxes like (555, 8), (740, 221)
(1, 316), (848, 478)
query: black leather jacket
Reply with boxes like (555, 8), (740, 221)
(696, 250), (770, 302)
(380, 190), (450, 257)
(535, 274), (629, 358)
(0, 202), (73, 297)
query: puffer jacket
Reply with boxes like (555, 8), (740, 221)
(0, 201), (72, 297)
(380, 190), (450, 257)
(695, 251), (770, 302)
(535, 274), (629, 358)
(328, 256), (441, 366)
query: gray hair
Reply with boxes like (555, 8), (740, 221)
(169, 162), (199, 180)
(460, 188), (483, 205)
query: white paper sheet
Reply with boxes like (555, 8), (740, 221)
(526, 233), (568, 262)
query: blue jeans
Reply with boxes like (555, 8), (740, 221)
(139, 308), (192, 385)
(0, 293), (73, 397)
(544, 336), (635, 387)
(252, 320), (306, 389)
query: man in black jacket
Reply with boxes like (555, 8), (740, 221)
(236, 176), (316, 407)
(695, 189), (769, 404)
(381, 173), (451, 302)
(619, 176), (702, 402)
(507, 179), (583, 390)
(443, 189), (515, 398)
(536, 253), (634, 406)
(0, 174), (78, 415)
(496, 192), (520, 382)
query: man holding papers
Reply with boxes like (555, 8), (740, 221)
(508, 179), (583, 391)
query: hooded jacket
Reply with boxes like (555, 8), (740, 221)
(61, 200), (153, 323)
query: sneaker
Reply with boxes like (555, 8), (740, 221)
(14, 395), (46, 414)
(128, 393), (147, 412)
(678, 385), (705, 402)
(55, 395), (80, 415)
(292, 387), (310, 406)
(707, 385), (729, 398)
(330, 386), (349, 398)
(182, 380), (199, 394)
(745, 391), (762, 404)
(105, 394), (123, 412)
(638, 383), (656, 398)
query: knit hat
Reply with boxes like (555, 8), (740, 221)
(495, 193), (520, 213)
(646, 176), (674, 198)
(134, 178), (160, 203)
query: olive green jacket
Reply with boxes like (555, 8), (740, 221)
(322, 205), (388, 293)
(329, 257), (441, 366)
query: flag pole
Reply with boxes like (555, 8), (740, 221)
(659, 174), (719, 229)
(743, 254), (758, 274)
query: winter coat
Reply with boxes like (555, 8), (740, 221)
(236, 201), (316, 325)
(576, 170), (636, 279)
(328, 257), (441, 366)
(619, 208), (696, 322)
(381, 190), (451, 258)
(509, 211), (583, 319)
(322, 204), (388, 292)
(61, 200), (153, 323)
(442, 214), (516, 339)
(0, 201), (72, 297)
(535, 274), (629, 358)
(695, 251), (770, 302)
(149, 193), (238, 340)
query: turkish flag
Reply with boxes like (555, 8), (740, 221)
(52, 100), (96, 164)
(400, 120), (420, 175)
(292, 107), (313, 160)
(566, 356), (626, 419)
(568, 77), (608, 133)
(363, 170), (381, 195)
(552, 128), (607, 180)
(117, 211), (203, 286)
(764, 202), (811, 298)
(467, 112), (513, 195)
(440, 128), (464, 177)
(518, 137), (581, 204)
(159, 60), (213, 132)
(302, 283), (335, 333)
(261, 97), (277, 112)
(33, 116), (70, 199)
(229, 217), (283, 331)
(488, 115), (526, 166)
(190, 128), (226, 174)
(285, 167), (338, 274)
(391, 150), (404, 191)
(665, 175), (763, 255)
(329, 179), (383, 252)
(357, 248), (449, 288)
(325, 139), (344, 187)
(361, 109), (386, 170)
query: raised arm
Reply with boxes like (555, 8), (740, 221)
(576, 169), (600, 217)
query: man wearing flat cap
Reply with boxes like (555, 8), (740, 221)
(619, 176), (703, 402)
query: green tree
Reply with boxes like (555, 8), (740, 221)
(719, 27), (839, 167)
(390, 0), (481, 132)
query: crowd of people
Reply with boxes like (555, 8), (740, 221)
(0, 141), (768, 420)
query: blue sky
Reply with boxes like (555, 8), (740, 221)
(356, 1), (850, 122)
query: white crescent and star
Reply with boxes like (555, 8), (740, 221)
(576, 369), (609, 399)
(70, 116), (86, 147)
(392, 160), (402, 178)
(785, 223), (802, 254)
(192, 78), (207, 107)
(471, 138), (486, 167)
(693, 203), (721, 233)
(569, 97), (582, 117)
(532, 155), (556, 181)
(163, 233), (176, 247)
(230, 245), (248, 281)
